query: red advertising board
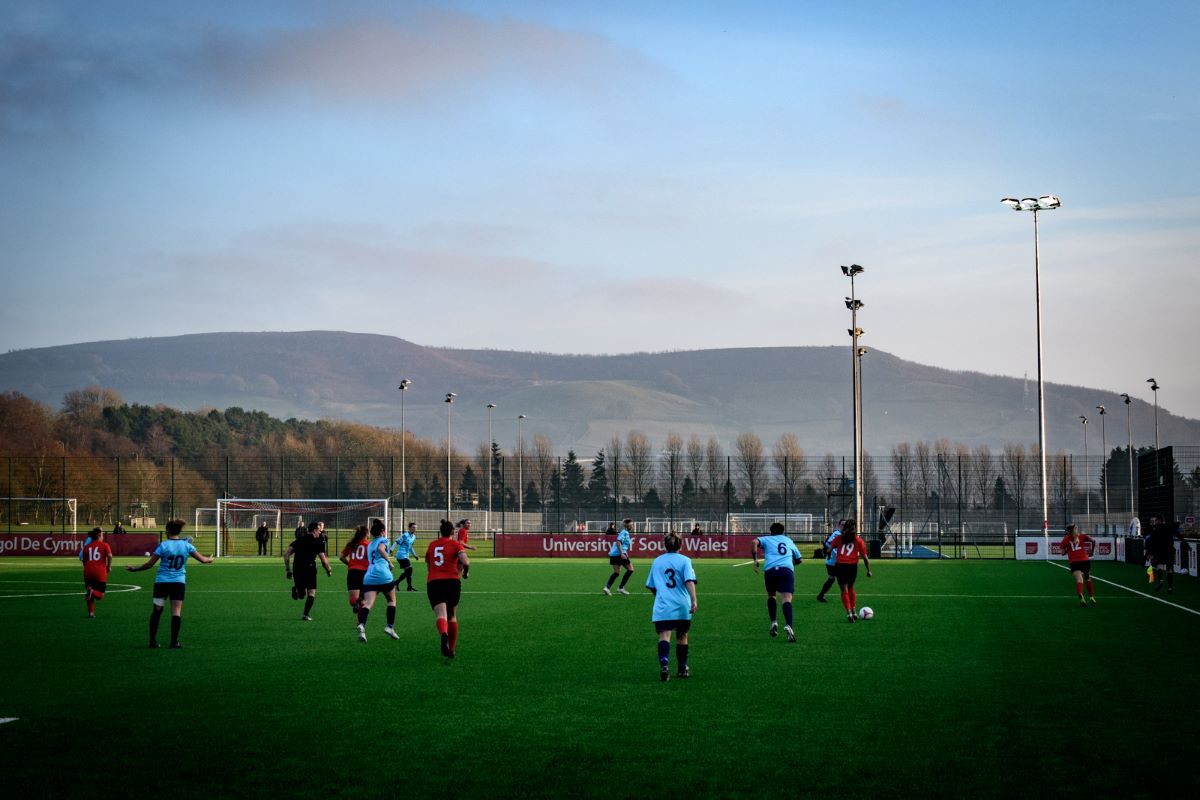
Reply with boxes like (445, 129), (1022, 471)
(0, 533), (160, 557)
(495, 533), (764, 559)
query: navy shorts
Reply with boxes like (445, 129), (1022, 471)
(763, 566), (795, 595)
(427, 579), (462, 611)
(654, 619), (692, 634)
(610, 555), (631, 567)
(1068, 560), (1092, 577)
(396, 558), (412, 571)
(152, 582), (186, 601)
(361, 581), (396, 594)
(346, 569), (365, 591)
(835, 562), (859, 587)
(825, 564), (838, 577)
(84, 577), (107, 594)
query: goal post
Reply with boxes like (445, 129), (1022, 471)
(214, 498), (389, 558)
(726, 512), (815, 536)
(2, 497), (77, 533)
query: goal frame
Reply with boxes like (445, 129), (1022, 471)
(214, 498), (390, 558)
(2, 497), (77, 533)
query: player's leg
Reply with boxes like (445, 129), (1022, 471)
(358, 589), (377, 640)
(302, 568), (317, 619)
(384, 587), (398, 638)
(676, 621), (691, 678)
(445, 582), (461, 656)
(429, 580), (452, 656)
(765, 570), (778, 636)
(818, 565), (836, 602)
(780, 589), (795, 642)
(836, 567), (854, 621)
(149, 591), (165, 647)
(604, 561), (619, 594)
(169, 594), (185, 648)
(617, 560), (634, 593)
(656, 625), (673, 681)
(1072, 567), (1086, 606)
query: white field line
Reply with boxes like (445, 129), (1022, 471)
(0, 581), (141, 600)
(732, 561), (755, 567)
(0, 718), (18, 725)
(1047, 561), (1200, 617)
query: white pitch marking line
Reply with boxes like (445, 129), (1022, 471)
(0, 581), (141, 600)
(732, 561), (755, 568)
(0, 718), (18, 726)
(1048, 561), (1200, 616)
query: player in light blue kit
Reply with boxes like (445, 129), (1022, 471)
(357, 519), (399, 642)
(126, 519), (213, 648)
(646, 532), (698, 681)
(603, 518), (635, 596)
(390, 521), (419, 592)
(817, 520), (844, 603)
(752, 522), (802, 642)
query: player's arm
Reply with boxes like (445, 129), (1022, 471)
(860, 539), (872, 577)
(791, 542), (803, 565)
(104, 548), (113, 572)
(457, 550), (470, 579)
(686, 579), (698, 614)
(190, 550), (215, 564)
(126, 554), (160, 573)
(319, 552), (332, 576)
(752, 539), (762, 572)
(339, 547), (351, 566)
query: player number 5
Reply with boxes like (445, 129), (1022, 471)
(433, 546), (444, 566)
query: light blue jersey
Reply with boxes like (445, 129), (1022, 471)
(757, 534), (801, 571)
(154, 538), (198, 583)
(78, 535), (94, 562)
(610, 529), (632, 558)
(824, 531), (841, 567)
(363, 536), (394, 585)
(390, 532), (417, 560)
(646, 552), (697, 622)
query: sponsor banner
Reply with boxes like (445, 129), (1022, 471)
(0, 533), (159, 557)
(1015, 536), (1117, 561)
(495, 533), (763, 559)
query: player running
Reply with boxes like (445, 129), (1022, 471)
(126, 519), (214, 648)
(285, 520), (333, 621)
(81, 527), (112, 618)
(1144, 514), (1182, 594)
(339, 525), (370, 616)
(827, 519), (872, 623)
(753, 522), (802, 642)
(426, 519), (470, 659)
(357, 520), (399, 642)
(456, 519), (477, 552)
(1059, 524), (1096, 607)
(390, 521), (419, 592)
(816, 520), (844, 603)
(603, 518), (635, 595)
(646, 532), (698, 681)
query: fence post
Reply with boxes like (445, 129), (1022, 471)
(725, 456), (732, 529)
(783, 456), (788, 522)
(61, 455), (67, 534)
(957, 453), (964, 558)
(7, 456), (12, 533)
(116, 455), (121, 528)
(170, 456), (176, 523)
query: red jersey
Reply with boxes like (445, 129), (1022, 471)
(82, 540), (112, 580)
(426, 537), (466, 581)
(342, 539), (370, 571)
(457, 526), (470, 545)
(1060, 534), (1093, 563)
(829, 533), (867, 565)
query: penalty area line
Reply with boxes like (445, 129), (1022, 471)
(1047, 561), (1200, 617)
(0, 718), (18, 726)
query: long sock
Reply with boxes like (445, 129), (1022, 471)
(767, 597), (777, 622)
(303, 596), (315, 616)
(404, 568), (413, 589)
(448, 621), (458, 651)
(606, 573), (618, 589)
(1086, 579), (1094, 597)
(149, 606), (163, 643)
(849, 588), (857, 609)
(386, 605), (396, 627)
(783, 602), (793, 627)
(358, 607), (370, 626)
(658, 640), (670, 665)
(349, 596), (358, 611)
(841, 590), (851, 612)
(676, 643), (689, 669)
(87, 596), (95, 614)
(170, 615), (181, 646)
(819, 577), (836, 598)
(1076, 583), (1084, 598)
(436, 618), (448, 635)
(619, 571), (632, 589)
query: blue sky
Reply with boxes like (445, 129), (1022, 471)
(3, 1), (1198, 419)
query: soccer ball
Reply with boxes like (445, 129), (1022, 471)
(144, 551), (151, 557)
(858, 606), (874, 620)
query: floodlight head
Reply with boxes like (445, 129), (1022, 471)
(1121, 393), (1131, 404)
(487, 403), (496, 409)
(398, 379), (411, 390)
(1000, 198), (1021, 210)
(1038, 195), (1061, 209)
(1096, 405), (1106, 415)
(857, 347), (868, 357)
(445, 392), (456, 403)
(1080, 415), (1088, 424)
(518, 414), (527, 420)
(840, 263), (864, 277)
(1147, 378), (1159, 390)
(844, 298), (864, 310)
(848, 327), (864, 337)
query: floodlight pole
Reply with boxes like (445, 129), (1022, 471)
(1002, 196), (1059, 556)
(1147, 378), (1160, 451)
(1096, 405), (1108, 534)
(1080, 416), (1090, 523)
(398, 379), (411, 525)
(445, 393), (456, 519)
(486, 403), (496, 533)
(1121, 393), (1134, 517)
(842, 264), (865, 525)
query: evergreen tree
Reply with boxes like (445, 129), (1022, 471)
(588, 448), (609, 506)
(561, 450), (585, 511)
(408, 479), (428, 509)
(643, 486), (664, 513)
(460, 463), (479, 503)
(680, 475), (696, 511)
(523, 481), (542, 511)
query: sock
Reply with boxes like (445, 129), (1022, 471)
(170, 615), (181, 646)
(358, 607), (370, 626)
(819, 577), (835, 598)
(303, 596), (315, 616)
(849, 588), (857, 609)
(606, 573), (618, 589)
(87, 596), (95, 614)
(1077, 583), (1084, 598)
(676, 643), (689, 669)
(783, 602), (793, 627)
(658, 640), (670, 665)
(386, 606), (396, 627)
(448, 620), (458, 651)
(767, 597), (777, 622)
(841, 590), (851, 612)
(1086, 579), (1094, 597)
(149, 606), (163, 642)
(436, 618), (448, 635)
(350, 596), (358, 610)
(404, 568), (413, 588)
(619, 571), (632, 589)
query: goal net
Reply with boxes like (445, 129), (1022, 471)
(213, 498), (389, 557)
(1, 497), (77, 533)
(726, 513), (815, 536)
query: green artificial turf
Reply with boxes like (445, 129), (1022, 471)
(0, 556), (1195, 799)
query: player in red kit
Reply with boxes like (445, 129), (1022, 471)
(81, 527), (113, 618)
(827, 519), (872, 623)
(339, 525), (371, 616)
(426, 519), (470, 658)
(1059, 524), (1096, 607)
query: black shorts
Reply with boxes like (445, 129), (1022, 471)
(609, 555), (631, 567)
(396, 558), (412, 571)
(152, 582), (186, 601)
(835, 562), (859, 587)
(362, 581), (396, 594)
(825, 564), (838, 577)
(763, 566), (795, 595)
(654, 619), (692, 634)
(293, 564), (318, 591)
(1151, 551), (1176, 569)
(84, 577), (107, 594)
(1068, 560), (1092, 577)
(346, 569), (366, 591)
(427, 579), (462, 610)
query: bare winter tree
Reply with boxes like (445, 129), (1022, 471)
(734, 432), (766, 507)
(704, 437), (725, 513)
(662, 432), (684, 511)
(816, 453), (840, 500)
(891, 442), (914, 520)
(915, 441), (934, 501)
(971, 444), (995, 511)
(608, 434), (624, 503)
(625, 430), (652, 506)
(532, 434), (555, 508)
(771, 433), (806, 507)
(1001, 443), (1031, 518)
(685, 434), (705, 496)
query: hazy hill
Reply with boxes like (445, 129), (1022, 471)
(1, 331), (1194, 455)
